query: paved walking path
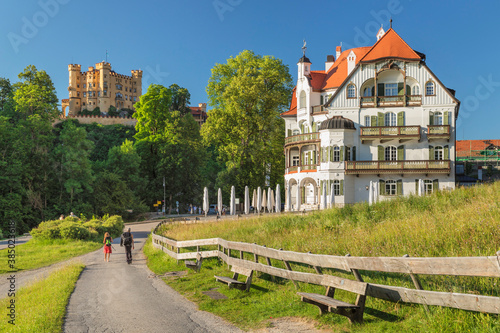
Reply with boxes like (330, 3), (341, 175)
(63, 221), (241, 333)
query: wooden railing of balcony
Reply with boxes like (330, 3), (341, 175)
(360, 95), (422, 108)
(285, 132), (320, 145)
(345, 160), (450, 174)
(361, 126), (420, 141)
(428, 125), (450, 140)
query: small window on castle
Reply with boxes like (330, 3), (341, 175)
(77, 84), (79, 88)
(347, 84), (356, 98)
(82, 102), (85, 106)
(134, 88), (137, 93)
(83, 84), (86, 88)
(98, 92), (101, 97)
(77, 92), (80, 97)
(134, 97), (136, 102)
(83, 92), (86, 97)
(125, 87), (128, 92)
(365, 116), (370, 126)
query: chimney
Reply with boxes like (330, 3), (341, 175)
(336, 46), (342, 59)
(325, 55), (335, 72)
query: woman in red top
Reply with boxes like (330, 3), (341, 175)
(103, 232), (113, 262)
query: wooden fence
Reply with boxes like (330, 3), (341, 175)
(152, 223), (500, 314)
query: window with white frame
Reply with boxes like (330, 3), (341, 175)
(426, 81), (435, 95)
(333, 146), (340, 162)
(434, 112), (443, 125)
(292, 129), (299, 135)
(292, 156), (299, 166)
(412, 85), (420, 95)
(333, 180), (340, 196)
(434, 146), (444, 160)
(385, 83), (398, 96)
(385, 146), (397, 161)
(424, 180), (433, 194)
(385, 180), (397, 195)
(347, 84), (356, 98)
(365, 115), (371, 126)
(384, 112), (397, 126)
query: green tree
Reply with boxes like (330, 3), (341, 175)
(202, 50), (293, 195)
(53, 120), (94, 209)
(134, 84), (206, 213)
(11, 66), (60, 225)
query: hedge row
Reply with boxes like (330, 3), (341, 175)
(30, 215), (124, 241)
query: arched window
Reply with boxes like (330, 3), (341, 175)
(385, 146), (397, 161)
(363, 86), (374, 97)
(425, 81), (435, 96)
(333, 146), (340, 162)
(299, 90), (306, 108)
(347, 84), (356, 98)
(385, 180), (397, 196)
(434, 112), (443, 125)
(384, 112), (397, 126)
(292, 129), (299, 136)
(412, 85), (420, 95)
(434, 146), (444, 160)
(333, 180), (340, 196)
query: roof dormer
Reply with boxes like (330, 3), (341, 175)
(347, 51), (356, 75)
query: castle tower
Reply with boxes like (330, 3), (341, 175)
(131, 69), (143, 105)
(67, 64), (82, 116)
(96, 62), (111, 112)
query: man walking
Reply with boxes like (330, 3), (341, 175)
(120, 228), (134, 264)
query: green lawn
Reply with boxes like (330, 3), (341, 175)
(0, 263), (84, 333)
(0, 239), (100, 274)
(144, 182), (500, 332)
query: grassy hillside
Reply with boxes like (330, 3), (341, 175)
(150, 182), (500, 332)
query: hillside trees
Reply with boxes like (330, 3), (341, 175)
(134, 84), (206, 213)
(202, 50), (293, 196)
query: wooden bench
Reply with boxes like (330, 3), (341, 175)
(297, 275), (368, 324)
(185, 252), (203, 273)
(214, 266), (253, 291)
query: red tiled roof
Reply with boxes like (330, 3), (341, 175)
(322, 47), (371, 90)
(359, 28), (422, 63)
(456, 140), (500, 157)
(281, 87), (297, 117)
(309, 71), (327, 91)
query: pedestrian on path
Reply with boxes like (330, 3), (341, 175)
(103, 232), (113, 262)
(120, 228), (134, 264)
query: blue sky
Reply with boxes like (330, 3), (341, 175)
(0, 0), (498, 140)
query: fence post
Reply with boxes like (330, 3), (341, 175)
(176, 247), (180, 264)
(403, 254), (429, 312)
(308, 251), (322, 274)
(253, 243), (259, 263)
(345, 254), (363, 282)
(281, 248), (298, 289)
(228, 248), (231, 270)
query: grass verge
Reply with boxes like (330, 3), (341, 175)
(0, 263), (84, 332)
(0, 239), (100, 274)
(144, 182), (500, 332)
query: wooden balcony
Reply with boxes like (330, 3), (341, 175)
(286, 164), (318, 174)
(360, 126), (421, 143)
(345, 160), (451, 175)
(428, 125), (450, 141)
(285, 132), (320, 146)
(360, 95), (422, 108)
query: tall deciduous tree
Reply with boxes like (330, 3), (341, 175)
(134, 84), (206, 212)
(202, 50), (293, 195)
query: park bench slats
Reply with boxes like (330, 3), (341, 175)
(185, 252), (203, 272)
(214, 265), (253, 291)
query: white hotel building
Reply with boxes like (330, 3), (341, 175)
(282, 28), (460, 211)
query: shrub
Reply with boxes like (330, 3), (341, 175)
(59, 222), (91, 240)
(102, 215), (124, 236)
(30, 215), (124, 241)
